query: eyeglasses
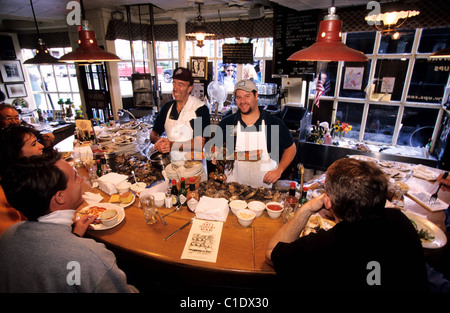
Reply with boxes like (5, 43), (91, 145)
(0, 116), (20, 122)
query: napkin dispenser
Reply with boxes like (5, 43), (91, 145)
(194, 196), (229, 222)
(97, 172), (128, 195)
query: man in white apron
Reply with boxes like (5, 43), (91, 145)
(151, 67), (210, 162)
(217, 79), (296, 188)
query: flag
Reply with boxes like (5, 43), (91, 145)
(313, 78), (324, 108)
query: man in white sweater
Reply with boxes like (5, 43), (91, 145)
(0, 153), (138, 293)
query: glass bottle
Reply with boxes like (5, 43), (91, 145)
(170, 179), (179, 207)
(179, 177), (187, 209)
(101, 157), (111, 175)
(96, 159), (103, 177)
(73, 131), (81, 148)
(186, 177), (199, 213)
(89, 163), (99, 187)
(283, 182), (298, 223)
(298, 187), (308, 208)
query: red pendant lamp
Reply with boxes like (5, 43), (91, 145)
(288, 7), (368, 62)
(59, 20), (121, 63)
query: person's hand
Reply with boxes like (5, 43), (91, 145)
(437, 172), (450, 192)
(300, 194), (326, 215)
(72, 215), (99, 237)
(40, 132), (55, 148)
(263, 168), (283, 184)
(155, 138), (171, 154)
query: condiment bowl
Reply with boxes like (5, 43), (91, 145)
(153, 192), (166, 207)
(229, 200), (247, 215)
(99, 208), (119, 227)
(236, 209), (256, 227)
(116, 181), (131, 194)
(131, 182), (146, 195)
(247, 201), (265, 217)
(265, 201), (284, 219)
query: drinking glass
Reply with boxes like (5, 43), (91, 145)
(140, 194), (157, 224)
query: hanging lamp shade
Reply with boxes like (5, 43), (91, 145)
(288, 7), (368, 62)
(59, 20), (121, 63)
(429, 46), (450, 59)
(364, 1), (420, 34)
(24, 39), (60, 65)
(23, 0), (59, 64)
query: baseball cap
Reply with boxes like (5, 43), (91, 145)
(172, 67), (194, 85)
(233, 79), (257, 95)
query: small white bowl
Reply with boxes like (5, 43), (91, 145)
(236, 209), (256, 227)
(99, 208), (119, 227)
(247, 201), (265, 217)
(229, 200), (247, 215)
(131, 182), (146, 195)
(116, 181), (131, 194)
(153, 191), (166, 207)
(265, 201), (284, 219)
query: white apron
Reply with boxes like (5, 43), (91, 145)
(226, 120), (277, 188)
(164, 96), (207, 176)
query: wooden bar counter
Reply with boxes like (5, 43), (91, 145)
(75, 165), (449, 293)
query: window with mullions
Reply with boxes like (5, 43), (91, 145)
(22, 47), (81, 112)
(364, 104), (399, 145)
(398, 107), (439, 147)
(335, 101), (363, 141)
(418, 27), (450, 53)
(378, 30), (415, 54)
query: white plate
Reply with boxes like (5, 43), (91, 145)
(116, 129), (137, 137)
(112, 135), (136, 146)
(382, 168), (407, 180)
(77, 203), (125, 230)
(402, 211), (447, 249)
(348, 155), (379, 164)
(120, 121), (140, 129)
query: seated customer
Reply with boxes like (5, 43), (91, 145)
(0, 103), (55, 149)
(0, 153), (137, 293)
(266, 158), (428, 292)
(0, 126), (45, 234)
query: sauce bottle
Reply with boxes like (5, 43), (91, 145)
(186, 177), (199, 212)
(283, 182), (298, 223)
(170, 179), (179, 207)
(179, 177), (187, 209)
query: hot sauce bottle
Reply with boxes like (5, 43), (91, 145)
(186, 177), (199, 212)
(283, 182), (299, 222)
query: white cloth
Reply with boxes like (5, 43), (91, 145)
(82, 192), (103, 204)
(37, 209), (76, 226)
(194, 196), (229, 222)
(226, 120), (277, 188)
(164, 96), (205, 161)
(98, 172), (128, 195)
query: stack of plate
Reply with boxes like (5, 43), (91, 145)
(165, 160), (207, 182)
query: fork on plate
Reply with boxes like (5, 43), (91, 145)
(429, 172), (449, 204)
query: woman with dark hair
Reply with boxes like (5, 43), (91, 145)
(0, 125), (47, 233)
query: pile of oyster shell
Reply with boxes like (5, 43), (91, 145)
(115, 154), (163, 186)
(197, 180), (284, 203)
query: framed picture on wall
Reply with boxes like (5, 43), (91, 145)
(5, 83), (27, 98)
(343, 66), (365, 91)
(0, 60), (24, 83)
(190, 56), (208, 80)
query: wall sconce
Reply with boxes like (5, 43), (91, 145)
(288, 7), (368, 62)
(186, 1), (214, 48)
(365, 1), (420, 34)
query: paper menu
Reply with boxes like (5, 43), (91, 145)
(406, 186), (449, 212)
(181, 219), (223, 263)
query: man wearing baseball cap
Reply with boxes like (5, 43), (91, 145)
(150, 67), (210, 160)
(215, 79), (296, 188)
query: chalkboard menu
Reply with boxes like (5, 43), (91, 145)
(222, 43), (254, 65)
(273, 4), (319, 77)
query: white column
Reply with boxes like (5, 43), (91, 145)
(173, 14), (187, 68)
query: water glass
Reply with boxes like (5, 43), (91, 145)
(140, 194), (157, 224)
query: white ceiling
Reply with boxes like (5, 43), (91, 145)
(0, 0), (369, 23)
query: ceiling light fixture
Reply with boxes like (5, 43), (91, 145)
(365, 1), (420, 34)
(288, 7), (368, 62)
(186, 1), (214, 48)
(59, 20), (121, 63)
(59, 0), (121, 63)
(24, 0), (60, 64)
